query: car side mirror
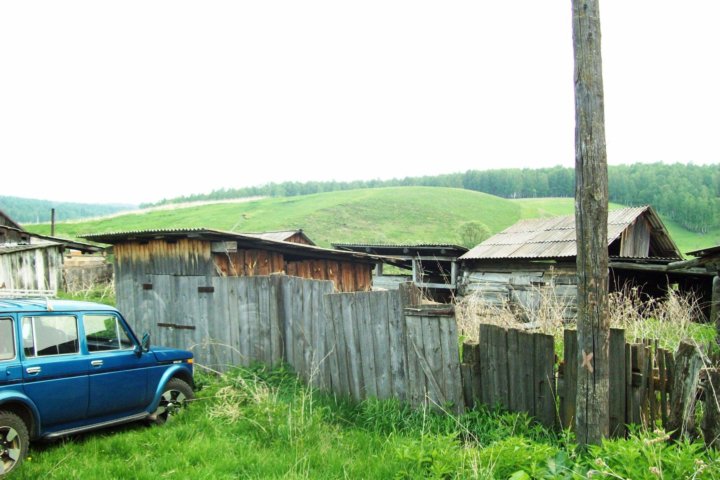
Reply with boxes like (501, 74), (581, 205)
(137, 332), (151, 355)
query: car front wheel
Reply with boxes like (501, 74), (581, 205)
(150, 378), (194, 425)
(0, 411), (29, 476)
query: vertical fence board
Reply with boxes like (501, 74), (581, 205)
(478, 324), (493, 406)
(335, 294), (352, 398)
(534, 332), (556, 429)
(323, 294), (341, 395)
(269, 276), (282, 365)
(609, 328), (626, 437)
(238, 278), (251, 366)
(658, 348), (668, 426)
(387, 291), (407, 402)
(356, 293), (377, 399)
(406, 315), (428, 408)
(494, 326), (510, 409)
(371, 292), (392, 400)
(442, 315), (464, 413)
(340, 293), (362, 402)
(423, 316), (445, 408)
(561, 329), (578, 430)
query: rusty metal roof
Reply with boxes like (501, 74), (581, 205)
(460, 206), (681, 260)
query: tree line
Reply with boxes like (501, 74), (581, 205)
(149, 163), (718, 233)
(0, 196), (133, 225)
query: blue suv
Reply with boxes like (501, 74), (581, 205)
(0, 299), (194, 476)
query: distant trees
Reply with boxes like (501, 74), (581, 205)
(0, 196), (133, 225)
(140, 163), (720, 235)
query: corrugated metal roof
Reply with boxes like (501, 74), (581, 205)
(0, 241), (62, 255)
(81, 228), (389, 264)
(460, 206), (681, 260)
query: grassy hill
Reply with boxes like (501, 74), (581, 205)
(25, 188), (528, 247)
(24, 188), (716, 254)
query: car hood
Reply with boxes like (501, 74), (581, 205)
(151, 347), (193, 363)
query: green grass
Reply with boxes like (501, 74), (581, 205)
(26, 187), (531, 248)
(16, 366), (720, 479)
(25, 190), (715, 254)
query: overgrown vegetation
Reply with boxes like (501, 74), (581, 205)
(15, 365), (720, 479)
(457, 287), (717, 357)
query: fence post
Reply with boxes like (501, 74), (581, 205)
(701, 368), (720, 449)
(667, 341), (703, 439)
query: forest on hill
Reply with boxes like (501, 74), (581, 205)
(149, 163), (719, 234)
(0, 196), (133, 224)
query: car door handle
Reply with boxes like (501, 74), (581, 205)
(91, 360), (104, 367)
(26, 366), (42, 374)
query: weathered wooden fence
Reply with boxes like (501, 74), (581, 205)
(117, 274), (464, 412)
(461, 324), (556, 428)
(117, 274), (718, 440)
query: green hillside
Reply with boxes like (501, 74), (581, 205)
(24, 189), (715, 254)
(25, 188), (529, 248)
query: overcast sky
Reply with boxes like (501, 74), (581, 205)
(1, 1), (718, 205)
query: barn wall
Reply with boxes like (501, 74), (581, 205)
(286, 259), (372, 293)
(621, 217), (651, 257)
(113, 239), (214, 277)
(460, 262), (578, 321)
(0, 247), (63, 292)
(213, 249), (285, 276)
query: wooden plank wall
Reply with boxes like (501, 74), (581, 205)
(0, 247), (63, 292)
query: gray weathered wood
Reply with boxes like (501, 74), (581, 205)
(387, 291), (407, 402)
(667, 341), (704, 439)
(534, 332), (556, 429)
(322, 294), (341, 394)
(608, 328), (626, 437)
(573, 0), (610, 445)
(340, 293), (363, 402)
(561, 329), (578, 430)
(701, 368), (720, 449)
(370, 292), (392, 400)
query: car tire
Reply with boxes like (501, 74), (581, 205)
(150, 378), (194, 425)
(0, 411), (29, 476)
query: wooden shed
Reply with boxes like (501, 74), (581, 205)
(0, 241), (64, 293)
(458, 206), (694, 320)
(0, 214), (102, 295)
(82, 228), (384, 293)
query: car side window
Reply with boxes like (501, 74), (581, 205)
(84, 315), (134, 352)
(22, 316), (79, 357)
(0, 318), (15, 361)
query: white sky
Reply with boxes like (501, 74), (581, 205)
(1, 1), (718, 205)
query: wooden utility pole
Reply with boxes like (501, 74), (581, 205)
(572, 0), (610, 445)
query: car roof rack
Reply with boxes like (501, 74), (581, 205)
(0, 288), (57, 299)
